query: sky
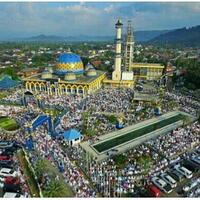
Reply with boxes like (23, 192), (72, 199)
(0, 2), (200, 39)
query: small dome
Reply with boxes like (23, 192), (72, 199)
(85, 63), (94, 71)
(41, 68), (52, 79)
(48, 67), (53, 73)
(87, 68), (97, 77)
(64, 72), (76, 81)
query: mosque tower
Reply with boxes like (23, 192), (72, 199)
(112, 19), (123, 81)
(124, 20), (134, 71)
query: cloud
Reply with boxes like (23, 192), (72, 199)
(0, 2), (200, 39)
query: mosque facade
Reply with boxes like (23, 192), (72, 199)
(24, 53), (106, 95)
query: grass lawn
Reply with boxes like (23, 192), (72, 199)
(93, 114), (185, 153)
(0, 117), (19, 131)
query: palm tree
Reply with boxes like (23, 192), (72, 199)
(43, 180), (66, 197)
(34, 159), (47, 180)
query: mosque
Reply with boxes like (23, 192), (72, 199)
(23, 19), (165, 95)
(24, 53), (106, 95)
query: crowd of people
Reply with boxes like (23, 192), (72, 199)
(147, 122), (200, 160)
(1, 85), (200, 197)
(165, 91), (200, 115)
(28, 127), (96, 197)
(68, 120), (200, 197)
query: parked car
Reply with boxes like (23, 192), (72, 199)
(3, 192), (24, 198)
(183, 178), (200, 193)
(0, 156), (12, 161)
(168, 170), (184, 182)
(4, 177), (20, 186)
(191, 156), (200, 165)
(196, 147), (200, 155)
(0, 160), (14, 168)
(146, 184), (161, 197)
(160, 173), (177, 188)
(0, 141), (14, 149)
(183, 160), (199, 172)
(151, 177), (172, 194)
(0, 141), (20, 152)
(3, 179), (21, 193)
(0, 168), (18, 178)
(0, 149), (14, 156)
(174, 165), (193, 179)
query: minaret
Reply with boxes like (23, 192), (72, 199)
(124, 20), (134, 71)
(112, 19), (123, 81)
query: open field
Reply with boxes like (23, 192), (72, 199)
(0, 116), (19, 131)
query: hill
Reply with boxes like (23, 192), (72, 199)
(27, 30), (169, 42)
(149, 25), (200, 47)
(134, 30), (169, 42)
(5, 30), (169, 43)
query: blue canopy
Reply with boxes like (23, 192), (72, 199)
(0, 75), (19, 90)
(31, 114), (53, 132)
(63, 129), (81, 141)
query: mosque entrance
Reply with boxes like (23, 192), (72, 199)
(21, 91), (43, 109)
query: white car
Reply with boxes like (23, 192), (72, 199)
(3, 192), (24, 198)
(0, 168), (18, 177)
(152, 176), (172, 194)
(174, 165), (193, 179)
(191, 156), (200, 165)
(160, 173), (177, 188)
(183, 181), (198, 193)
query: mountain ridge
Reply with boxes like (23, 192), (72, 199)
(148, 25), (200, 46)
(1, 30), (170, 42)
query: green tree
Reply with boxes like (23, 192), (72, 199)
(43, 180), (67, 197)
(34, 159), (48, 180)
(0, 67), (19, 80)
(113, 154), (127, 169)
(137, 155), (152, 173)
(106, 115), (118, 124)
(82, 127), (96, 137)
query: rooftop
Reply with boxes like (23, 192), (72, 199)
(24, 70), (106, 85)
(132, 62), (165, 69)
(0, 75), (20, 90)
(63, 129), (81, 140)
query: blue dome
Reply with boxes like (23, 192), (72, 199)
(58, 53), (82, 63)
(55, 53), (84, 75)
